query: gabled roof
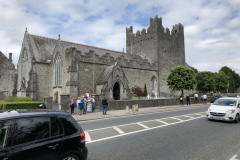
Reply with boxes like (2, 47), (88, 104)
(96, 65), (115, 85)
(26, 33), (143, 62)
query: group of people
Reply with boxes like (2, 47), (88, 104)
(69, 94), (95, 115)
(194, 93), (208, 104)
(179, 93), (208, 105)
(69, 94), (108, 115)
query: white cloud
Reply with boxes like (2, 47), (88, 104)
(0, 0), (240, 75)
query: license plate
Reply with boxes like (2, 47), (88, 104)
(213, 116), (222, 120)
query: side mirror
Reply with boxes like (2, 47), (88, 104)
(238, 104), (240, 108)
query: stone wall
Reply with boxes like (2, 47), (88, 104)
(0, 51), (17, 97)
(106, 97), (212, 111)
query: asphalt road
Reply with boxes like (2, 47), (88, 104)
(79, 105), (240, 160)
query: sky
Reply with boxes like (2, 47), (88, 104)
(0, 0), (240, 74)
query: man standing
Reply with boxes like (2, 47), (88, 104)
(194, 93), (198, 103)
(203, 93), (207, 104)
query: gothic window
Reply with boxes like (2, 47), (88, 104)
(54, 53), (62, 86)
(22, 48), (28, 62)
(151, 76), (157, 94)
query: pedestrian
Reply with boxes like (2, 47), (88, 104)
(102, 96), (108, 115)
(91, 96), (95, 112)
(69, 97), (75, 115)
(83, 94), (88, 114)
(186, 95), (190, 105)
(194, 93), (198, 103)
(77, 97), (81, 115)
(79, 95), (84, 115)
(201, 94), (203, 103)
(203, 93), (207, 104)
(179, 94), (183, 105)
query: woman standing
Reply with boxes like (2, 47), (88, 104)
(102, 96), (108, 115)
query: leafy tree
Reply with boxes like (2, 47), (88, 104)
(131, 86), (144, 97)
(214, 71), (229, 92)
(167, 66), (196, 95)
(196, 71), (215, 93)
(190, 66), (198, 74)
(219, 66), (240, 92)
(144, 84), (148, 97)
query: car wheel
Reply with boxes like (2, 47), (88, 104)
(234, 114), (239, 123)
(61, 154), (79, 160)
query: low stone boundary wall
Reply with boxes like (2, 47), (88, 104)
(106, 97), (213, 111)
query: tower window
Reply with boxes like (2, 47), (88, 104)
(54, 53), (62, 86)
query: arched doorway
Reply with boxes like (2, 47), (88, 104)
(113, 82), (120, 100)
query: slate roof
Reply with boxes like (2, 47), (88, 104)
(61, 41), (144, 61)
(27, 33), (144, 62)
(96, 65), (115, 85)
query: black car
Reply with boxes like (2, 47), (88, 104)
(0, 111), (88, 160)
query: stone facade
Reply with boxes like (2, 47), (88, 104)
(15, 16), (187, 103)
(0, 51), (17, 100)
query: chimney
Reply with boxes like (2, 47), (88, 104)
(9, 52), (12, 61)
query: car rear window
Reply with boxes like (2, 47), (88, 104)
(0, 120), (10, 149)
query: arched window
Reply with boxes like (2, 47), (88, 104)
(151, 76), (157, 94)
(54, 53), (62, 86)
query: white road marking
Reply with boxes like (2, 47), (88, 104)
(137, 123), (149, 129)
(113, 126), (125, 134)
(171, 117), (183, 121)
(183, 115), (195, 119)
(156, 120), (169, 125)
(230, 155), (239, 160)
(84, 131), (91, 142)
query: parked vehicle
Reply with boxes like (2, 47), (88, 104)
(206, 97), (240, 123)
(0, 111), (88, 160)
(210, 96), (220, 103)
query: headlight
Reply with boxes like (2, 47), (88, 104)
(226, 110), (235, 114)
(208, 108), (211, 112)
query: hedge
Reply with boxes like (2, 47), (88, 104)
(0, 102), (44, 110)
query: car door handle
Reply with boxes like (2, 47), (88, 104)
(48, 144), (59, 149)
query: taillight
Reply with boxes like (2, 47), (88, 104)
(80, 132), (85, 143)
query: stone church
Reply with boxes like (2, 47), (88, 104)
(12, 16), (187, 103)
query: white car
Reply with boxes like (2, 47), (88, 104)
(206, 97), (240, 123)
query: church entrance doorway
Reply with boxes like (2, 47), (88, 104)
(113, 82), (120, 100)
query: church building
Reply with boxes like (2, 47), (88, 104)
(16, 16), (187, 103)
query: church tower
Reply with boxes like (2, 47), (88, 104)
(126, 15), (186, 96)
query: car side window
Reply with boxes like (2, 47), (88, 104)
(238, 100), (240, 107)
(17, 117), (50, 145)
(50, 117), (63, 136)
(0, 121), (10, 149)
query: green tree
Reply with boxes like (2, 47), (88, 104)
(219, 66), (240, 92)
(214, 71), (229, 92)
(167, 66), (196, 95)
(144, 84), (148, 97)
(196, 71), (215, 93)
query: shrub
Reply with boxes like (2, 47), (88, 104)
(0, 102), (44, 110)
(189, 93), (195, 97)
(131, 86), (144, 97)
(144, 84), (148, 97)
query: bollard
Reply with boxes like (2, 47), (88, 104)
(135, 104), (139, 112)
(132, 105), (136, 113)
(126, 106), (130, 114)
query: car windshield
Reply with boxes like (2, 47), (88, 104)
(213, 99), (237, 106)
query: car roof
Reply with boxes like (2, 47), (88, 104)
(0, 110), (70, 120)
(218, 97), (239, 100)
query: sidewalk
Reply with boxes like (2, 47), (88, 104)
(72, 104), (208, 122)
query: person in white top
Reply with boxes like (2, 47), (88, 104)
(203, 94), (207, 104)
(91, 96), (95, 112)
(194, 93), (198, 103)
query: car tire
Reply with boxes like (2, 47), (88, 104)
(234, 114), (239, 123)
(61, 154), (79, 160)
